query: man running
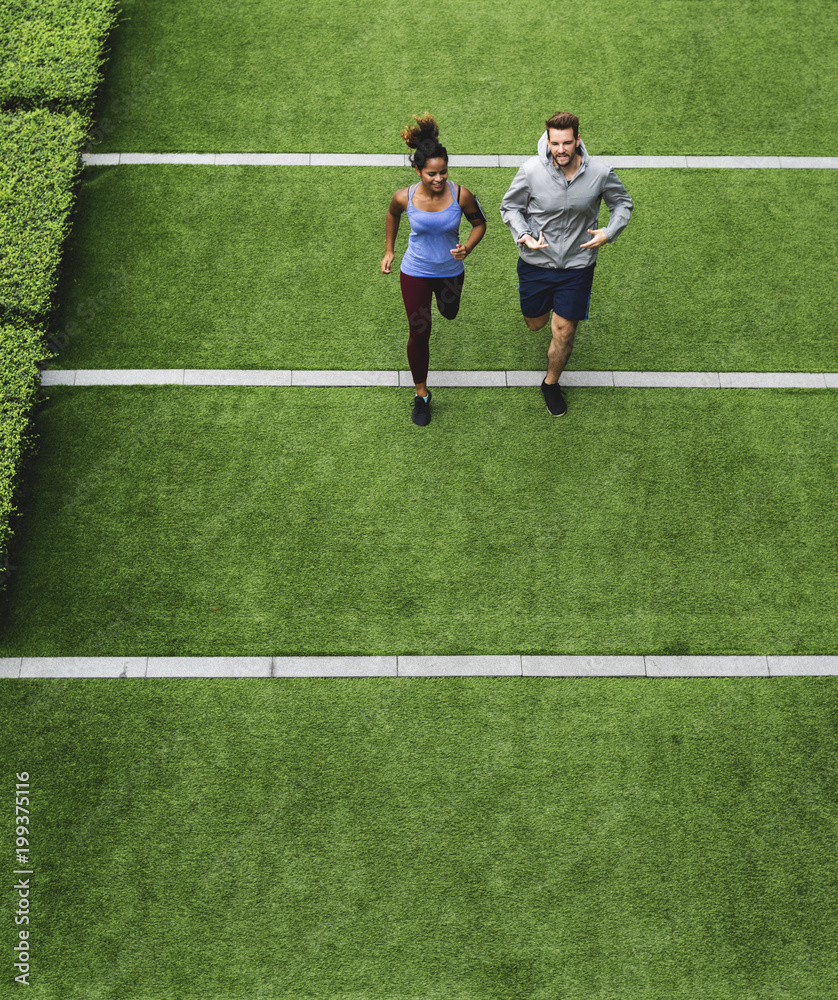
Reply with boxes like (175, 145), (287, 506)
(500, 112), (633, 416)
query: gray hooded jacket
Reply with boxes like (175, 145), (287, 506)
(500, 132), (633, 269)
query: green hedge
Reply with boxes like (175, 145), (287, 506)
(0, 323), (50, 574)
(0, 0), (119, 112)
(1, 109), (86, 325)
(0, 71), (107, 588)
(0, 109), (86, 587)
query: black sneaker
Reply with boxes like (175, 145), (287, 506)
(411, 390), (432, 426)
(541, 379), (567, 416)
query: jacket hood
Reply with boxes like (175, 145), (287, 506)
(537, 130), (589, 163)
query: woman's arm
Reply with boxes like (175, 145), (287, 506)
(381, 189), (408, 273)
(451, 187), (487, 260)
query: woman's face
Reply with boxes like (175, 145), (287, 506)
(417, 157), (448, 192)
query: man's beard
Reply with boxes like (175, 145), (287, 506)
(554, 146), (578, 168)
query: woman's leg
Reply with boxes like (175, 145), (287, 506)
(400, 271), (433, 396)
(433, 272), (465, 321)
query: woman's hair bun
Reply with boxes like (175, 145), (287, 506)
(401, 113), (439, 149)
(401, 113), (448, 169)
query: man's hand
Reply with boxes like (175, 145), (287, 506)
(580, 228), (608, 249)
(517, 230), (549, 250)
(381, 251), (394, 274)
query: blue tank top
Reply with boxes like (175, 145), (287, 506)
(400, 181), (464, 278)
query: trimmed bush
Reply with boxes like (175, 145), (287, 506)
(0, 2), (119, 592)
(0, 323), (50, 574)
(0, 0), (119, 112)
(0, 108), (86, 588)
(0, 108), (86, 325)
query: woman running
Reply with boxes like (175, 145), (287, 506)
(381, 114), (486, 426)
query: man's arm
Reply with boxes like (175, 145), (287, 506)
(601, 169), (633, 243)
(499, 165), (535, 243)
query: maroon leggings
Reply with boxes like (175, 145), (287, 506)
(399, 270), (465, 384)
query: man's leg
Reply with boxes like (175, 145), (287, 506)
(523, 312), (550, 332)
(545, 313), (578, 384)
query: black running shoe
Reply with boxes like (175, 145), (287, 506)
(541, 379), (567, 416)
(411, 391), (432, 426)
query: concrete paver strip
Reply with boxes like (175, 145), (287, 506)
(119, 153), (215, 164)
(398, 656), (522, 676)
(73, 369), (186, 385)
(215, 153), (311, 165)
(20, 657), (146, 678)
(3, 656), (838, 677)
(183, 369), (292, 386)
(410, 370), (507, 387)
(146, 657), (272, 677)
(719, 372), (829, 388)
(779, 157), (838, 169)
(614, 371), (722, 388)
(686, 156), (782, 168)
(609, 156), (688, 168)
(448, 155), (500, 167)
(0, 659), (22, 678)
(41, 370), (77, 385)
(272, 657), (398, 677)
(767, 657), (838, 676)
(291, 370), (400, 386)
(40, 369), (838, 389)
(82, 153), (838, 169)
(310, 153), (405, 167)
(559, 371), (616, 387)
(646, 656), (769, 677)
(505, 371), (548, 387)
(86, 152), (120, 165)
(523, 656), (645, 676)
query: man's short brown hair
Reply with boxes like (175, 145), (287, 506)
(545, 112), (579, 138)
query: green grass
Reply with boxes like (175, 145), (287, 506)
(3, 677), (838, 999)
(90, 0), (838, 155)
(49, 166), (838, 373)
(2, 386), (837, 657)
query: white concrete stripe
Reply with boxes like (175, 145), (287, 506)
(39, 369), (838, 389)
(3, 656), (838, 678)
(81, 153), (838, 169)
(719, 372), (829, 388)
(290, 370), (399, 386)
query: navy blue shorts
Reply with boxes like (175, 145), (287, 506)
(517, 259), (596, 321)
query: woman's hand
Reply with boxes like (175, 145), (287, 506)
(450, 243), (469, 261)
(381, 251), (395, 274)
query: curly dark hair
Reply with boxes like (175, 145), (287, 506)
(401, 113), (448, 169)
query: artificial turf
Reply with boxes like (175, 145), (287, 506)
(90, 0), (838, 156)
(3, 677), (838, 999)
(2, 385), (837, 657)
(49, 166), (838, 373)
